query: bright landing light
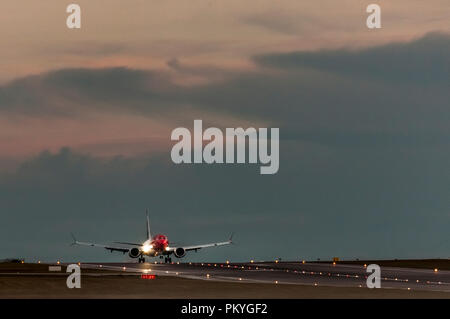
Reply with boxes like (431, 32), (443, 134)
(142, 244), (152, 253)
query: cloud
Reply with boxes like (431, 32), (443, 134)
(242, 13), (303, 35)
(253, 32), (450, 85)
(52, 42), (128, 57)
(241, 9), (349, 36)
(1, 4), (449, 263)
(1, 146), (449, 261)
(2, 32), (450, 253)
(178, 33), (450, 146)
(1, 32), (449, 150)
(0, 67), (177, 117)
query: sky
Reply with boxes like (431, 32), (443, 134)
(0, 1), (449, 262)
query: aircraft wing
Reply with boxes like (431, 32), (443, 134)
(113, 241), (142, 246)
(71, 234), (130, 253)
(169, 234), (234, 252)
(183, 240), (232, 252)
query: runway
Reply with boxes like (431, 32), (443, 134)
(78, 261), (450, 292)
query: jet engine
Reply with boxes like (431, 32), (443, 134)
(128, 247), (141, 258)
(174, 247), (186, 258)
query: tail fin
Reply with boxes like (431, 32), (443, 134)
(146, 209), (152, 240)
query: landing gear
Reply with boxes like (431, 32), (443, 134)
(164, 257), (172, 263)
(138, 257), (146, 263)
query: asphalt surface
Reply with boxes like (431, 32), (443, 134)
(77, 261), (450, 292)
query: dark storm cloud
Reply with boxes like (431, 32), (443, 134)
(179, 33), (450, 146)
(1, 145), (449, 261)
(0, 67), (177, 117)
(253, 32), (450, 85)
(1, 33), (449, 148)
(0, 33), (449, 262)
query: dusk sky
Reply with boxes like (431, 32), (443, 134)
(0, 1), (449, 262)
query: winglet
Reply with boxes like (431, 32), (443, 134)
(229, 232), (235, 244)
(70, 232), (78, 246)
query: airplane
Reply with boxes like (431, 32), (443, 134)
(71, 211), (233, 263)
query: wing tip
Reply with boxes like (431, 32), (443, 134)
(70, 232), (78, 246)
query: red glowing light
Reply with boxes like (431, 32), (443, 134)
(141, 274), (156, 280)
